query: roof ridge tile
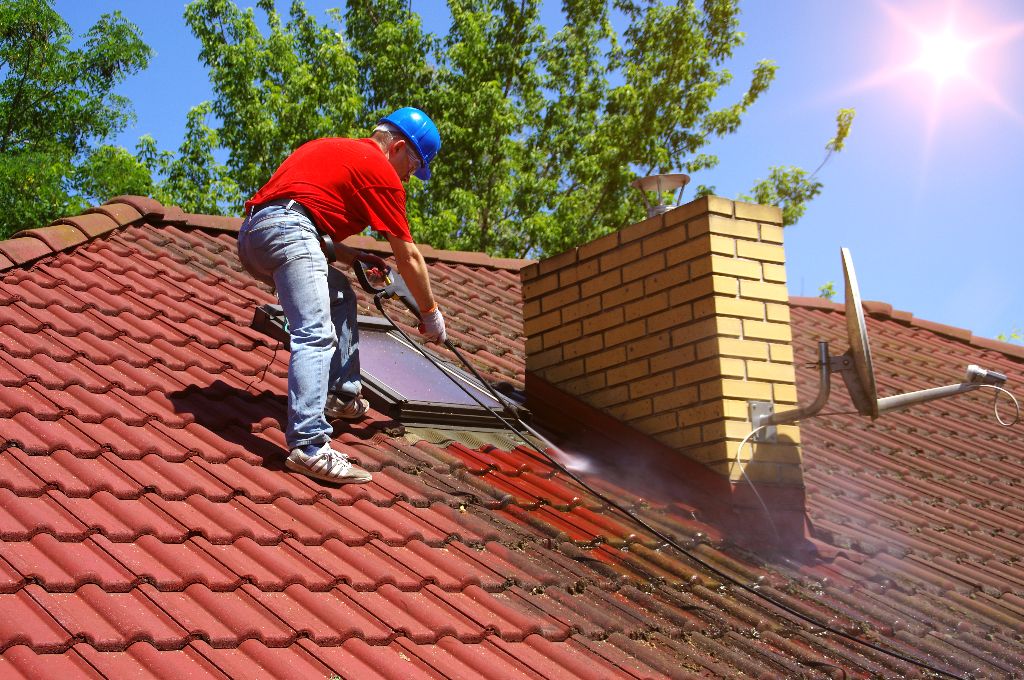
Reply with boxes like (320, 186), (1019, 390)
(790, 296), (1024, 359)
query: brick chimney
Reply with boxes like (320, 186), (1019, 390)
(521, 196), (802, 489)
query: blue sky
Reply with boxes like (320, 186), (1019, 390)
(54, 0), (1024, 341)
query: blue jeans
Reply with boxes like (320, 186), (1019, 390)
(237, 205), (361, 450)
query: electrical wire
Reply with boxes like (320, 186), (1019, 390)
(372, 297), (966, 680)
(977, 384), (1021, 427)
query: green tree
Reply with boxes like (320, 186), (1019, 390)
(181, 0), (852, 258)
(0, 0), (151, 237)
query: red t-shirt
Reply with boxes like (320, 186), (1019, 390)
(246, 137), (412, 242)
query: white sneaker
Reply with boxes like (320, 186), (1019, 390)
(286, 442), (372, 484)
(325, 393), (370, 420)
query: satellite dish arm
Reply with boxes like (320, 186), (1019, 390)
(751, 342), (832, 431)
(876, 365), (1008, 415)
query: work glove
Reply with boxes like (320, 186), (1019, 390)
(418, 305), (447, 344)
(353, 251), (390, 277)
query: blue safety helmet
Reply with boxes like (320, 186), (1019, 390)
(379, 107), (441, 181)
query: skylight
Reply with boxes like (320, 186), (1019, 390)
(252, 305), (521, 427)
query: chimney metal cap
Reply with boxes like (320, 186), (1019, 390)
(631, 173), (691, 218)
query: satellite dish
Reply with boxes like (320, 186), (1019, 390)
(841, 248), (879, 418)
(748, 247), (1009, 439)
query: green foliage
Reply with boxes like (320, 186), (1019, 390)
(137, 103), (242, 214)
(0, 0), (151, 237)
(182, 0), (830, 257)
(183, 0), (362, 202)
(996, 329), (1022, 344)
(818, 281), (836, 301)
(742, 108), (855, 226)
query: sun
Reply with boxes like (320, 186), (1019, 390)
(913, 28), (975, 87)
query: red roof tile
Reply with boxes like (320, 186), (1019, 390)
(0, 197), (1021, 677)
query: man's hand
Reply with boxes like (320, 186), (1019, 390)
(418, 306), (447, 344)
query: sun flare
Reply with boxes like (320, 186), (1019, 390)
(914, 28), (974, 86)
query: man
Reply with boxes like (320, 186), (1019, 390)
(238, 107), (446, 484)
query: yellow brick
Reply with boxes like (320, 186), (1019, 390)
(776, 464), (805, 486)
(745, 361), (796, 383)
(563, 333), (603, 359)
(722, 399), (751, 419)
(643, 262), (692, 294)
(768, 343), (794, 363)
(714, 337), (768, 360)
(648, 304), (693, 332)
(709, 234), (735, 256)
(559, 258), (599, 286)
(736, 240), (786, 263)
(629, 371), (675, 399)
(538, 247), (579, 276)
(675, 357), (726, 384)
(585, 346), (626, 372)
(580, 269), (622, 298)
(665, 277), (715, 306)
(773, 382), (799, 404)
(665, 236), (711, 266)
(522, 272), (559, 300)
(762, 262), (787, 283)
(774, 425), (802, 445)
(582, 308), (624, 335)
(649, 345), (697, 374)
(606, 359), (650, 386)
(625, 291), (669, 322)
(578, 231), (619, 260)
(677, 400), (725, 425)
(604, 319), (646, 347)
(564, 371), (606, 395)
(622, 252), (666, 283)
(706, 214), (759, 239)
(543, 358), (585, 383)
(670, 316), (742, 346)
(717, 379), (773, 400)
(734, 441), (801, 465)
(599, 241), (642, 273)
(759, 223), (785, 244)
(711, 275), (739, 296)
(523, 309), (561, 337)
(626, 331), (671, 360)
(608, 398), (654, 422)
(734, 200), (783, 224)
(720, 357), (746, 378)
(742, 319), (792, 342)
(653, 428), (689, 450)
(540, 284), (581, 313)
(652, 385), (699, 412)
(726, 460), (778, 483)
(765, 303), (790, 323)
(620, 213), (665, 243)
(542, 321), (582, 349)
(602, 280), (646, 308)
(687, 442), (730, 464)
(709, 254), (763, 280)
(526, 346), (562, 371)
(636, 411), (678, 435)
(714, 296), (766, 320)
(640, 224), (687, 256)
(587, 385), (629, 409)
(739, 279), (789, 302)
(561, 297), (601, 324)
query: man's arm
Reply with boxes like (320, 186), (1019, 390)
(385, 233), (437, 314)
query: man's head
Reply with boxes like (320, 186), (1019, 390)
(373, 107), (440, 182)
